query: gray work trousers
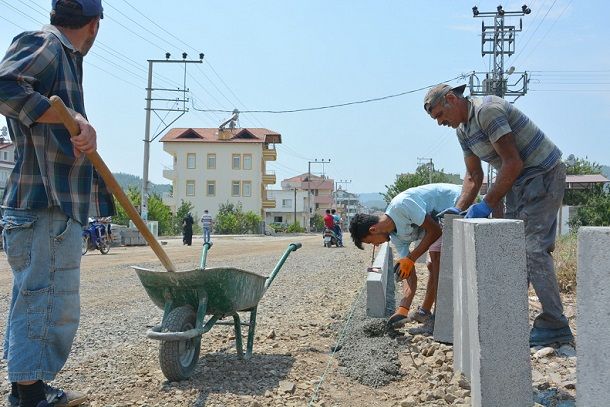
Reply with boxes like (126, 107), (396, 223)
(505, 162), (569, 330)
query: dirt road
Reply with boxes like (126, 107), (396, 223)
(0, 234), (577, 406)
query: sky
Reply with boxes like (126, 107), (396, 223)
(1, 0), (608, 194)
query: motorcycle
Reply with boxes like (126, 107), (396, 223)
(82, 219), (111, 255)
(322, 228), (339, 248)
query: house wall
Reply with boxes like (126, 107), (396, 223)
(162, 141), (266, 219)
(264, 189), (308, 228)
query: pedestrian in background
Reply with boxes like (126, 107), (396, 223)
(201, 209), (213, 244)
(182, 212), (194, 246)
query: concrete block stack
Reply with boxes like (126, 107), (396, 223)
(453, 218), (532, 407)
(433, 214), (458, 344)
(577, 227), (610, 407)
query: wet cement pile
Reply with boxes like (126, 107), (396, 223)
(334, 291), (402, 388)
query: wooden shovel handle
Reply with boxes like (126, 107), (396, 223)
(50, 96), (176, 272)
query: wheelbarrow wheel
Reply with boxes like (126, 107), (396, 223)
(159, 305), (201, 381)
(81, 235), (89, 255)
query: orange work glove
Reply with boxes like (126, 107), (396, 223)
(394, 257), (415, 282)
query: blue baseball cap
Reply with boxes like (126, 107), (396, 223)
(52, 0), (103, 17)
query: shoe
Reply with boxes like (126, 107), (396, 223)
(409, 306), (432, 324)
(8, 383), (88, 407)
(408, 315), (435, 336)
(387, 307), (410, 328)
(529, 326), (574, 347)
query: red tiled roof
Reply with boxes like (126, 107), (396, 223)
(0, 143), (12, 150)
(159, 128), (281, 144)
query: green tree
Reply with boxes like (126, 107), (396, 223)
(214, 202), (262, 234)
(382, 165), (462, 203)
(310, 213), (324, 232)
(565, 156), (602, 175)
(286, 222), (305, 233)
(147, 193), (173, 235)
(171, 200), (201, 236)
(569, 191), (610, 228)
(112, 186), (140, 226)
(110, 186), (176, 235)
(564, 156), (604, 206)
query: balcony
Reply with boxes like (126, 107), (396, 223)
(262, 170), (276, 184)
(262, 146), (277, 161)
(163, 167), (175, 180)
(262, 199), (276, 208)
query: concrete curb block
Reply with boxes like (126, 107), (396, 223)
(366, 242), (394, 317)
(455, 219), (532, 407)
(577, 227), (610, 407)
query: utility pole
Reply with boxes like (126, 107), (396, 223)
(334, 179), (352, 209)
(469, 4), (531, 99)
(417, 157), (435, 184)
(141, 52), (203, 221)
(306, 158), (331, 232)
(469, 5), (531, 195)
(293, 188), (297, 226)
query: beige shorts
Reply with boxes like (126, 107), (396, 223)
(429, 234), (442, 253)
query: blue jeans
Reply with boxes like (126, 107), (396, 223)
(203, 227), (211, 243)
(505, 162), (569, 330)
(1, 207), (83, 382)
(333, 225), (343, 245)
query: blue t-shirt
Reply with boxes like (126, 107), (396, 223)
(386, 183), (462, 258)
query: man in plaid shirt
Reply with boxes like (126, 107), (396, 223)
(0, 1), (112, 406)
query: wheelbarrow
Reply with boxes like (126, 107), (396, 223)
(132, 242), (302, 381)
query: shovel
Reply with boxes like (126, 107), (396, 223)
(50, 96), (177, 272)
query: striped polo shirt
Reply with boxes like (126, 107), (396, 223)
(457, 96), (562, 184)
(201, 213), (213, 228)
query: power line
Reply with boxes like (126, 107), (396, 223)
(1, 0), (44, 26)
(191, 75), (463, 114)
(510, 0), (559, 66)
(104, 1), (180, 51)
(517, 0), (573, 66)
(121, 0), (200, 54)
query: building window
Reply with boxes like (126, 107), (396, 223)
(186, 180), (195, 196)
(232, 154), (241, 170)
(2, 152), (6, 160)
(231, 181), (241, 196)
(242, 181), (252, 197)
(282, 199), (292, 208)
(207, 153), (216, 169)
(187, 153), (196, 169)
(274, 216), (283, 223)
(243, 154), (252, 170)
(206, 180), (216, 196)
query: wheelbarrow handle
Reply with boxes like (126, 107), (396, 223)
(264, 243), (301, 289)
(49, 96), (177, 272)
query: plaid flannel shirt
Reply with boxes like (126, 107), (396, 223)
(0, 25), (114, 225)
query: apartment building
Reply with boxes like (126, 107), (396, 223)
(160, 127), (280, 219)
(281, 173), (334, 216)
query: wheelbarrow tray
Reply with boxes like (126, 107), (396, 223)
(133, 266), (267, 315)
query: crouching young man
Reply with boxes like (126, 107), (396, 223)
(349, 183), (463, 330)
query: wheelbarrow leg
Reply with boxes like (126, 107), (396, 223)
(232, 313), (244, 358)
(245, 306), (258, 359)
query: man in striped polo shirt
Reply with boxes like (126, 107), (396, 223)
(200, 209), (213, 244)
(423, 84), (573, 347)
